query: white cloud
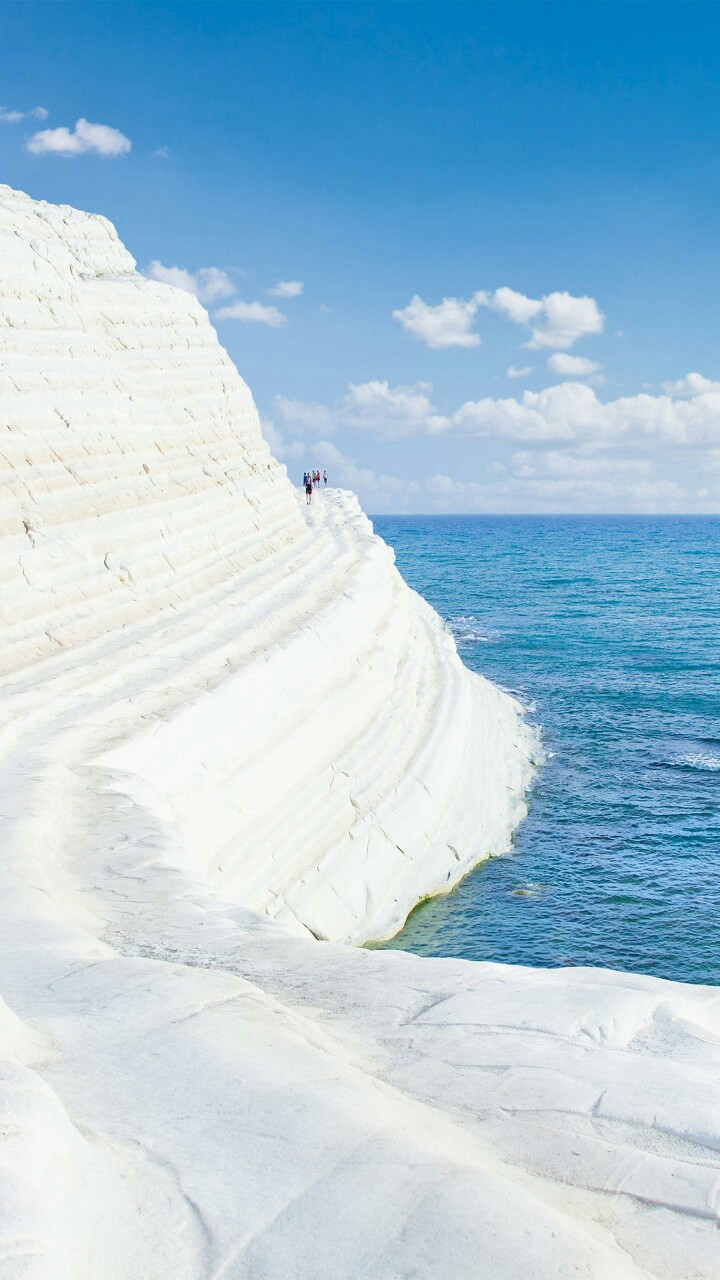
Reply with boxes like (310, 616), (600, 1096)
(489, 287), (543, 326)
(481, 287), (604, 349)
(273, 377), (720, 450)
(301, 441), (421, 508)
(260, 416), (306, 460)
(661, 371), (720, 397)
(452, 381), (720, 445)
(507, 365), (533, 379)
(275, 380), (447, 439)
(1, 105), (47, 123)
(144, 260), (235, 304)
(153, 146), (170, 160)
(392, 293), (485, 349)
(273, 396), (336, 434)
(528, 292), (603, 349)
(192, 267), (235, 302)
(508, 450), (653, 479)
(420, 471), (692, 515)
(26, 117), (131, 157)
(326, 452), (421, 507)
(260, 421), (420, 510)
(264, 365), (720, 514)
(547, 353), (602, 377)
(215, 300), (286, 327)
(269, 280), (304, 298)
(342, 380), (450, 438)
(144, 262), (289, 326)
(395, 285), (604, 353)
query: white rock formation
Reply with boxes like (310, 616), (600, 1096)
(0, 184), (718, 1279)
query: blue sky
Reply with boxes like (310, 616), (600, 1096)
(3, 1), (720, 512)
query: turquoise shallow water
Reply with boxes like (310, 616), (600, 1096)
(372, 515), (720, 985)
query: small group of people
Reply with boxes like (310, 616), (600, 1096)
(303, 469), (328, 502)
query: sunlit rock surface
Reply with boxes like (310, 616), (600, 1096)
(0, 184), (718, 1279)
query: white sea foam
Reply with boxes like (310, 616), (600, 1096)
(673, 752), (720, 771)
(447, 614), (499, 644)
(0, 184), (719, 1280)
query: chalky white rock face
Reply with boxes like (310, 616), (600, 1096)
(0, 183), (537, 946)
(1, 185), (718, 1280)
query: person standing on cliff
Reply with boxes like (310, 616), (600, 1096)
(305, 477), (313, 504)
(323, 470), (328, 486)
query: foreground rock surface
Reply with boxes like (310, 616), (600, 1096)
(0, 184), (718, 1278)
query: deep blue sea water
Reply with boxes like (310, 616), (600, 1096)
(371, 515), (720, 986)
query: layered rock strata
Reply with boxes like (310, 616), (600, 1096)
(0, 183), (536, 945)
(0, 185), (718, 1280)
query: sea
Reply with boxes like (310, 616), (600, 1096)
(371, 515), (720, 986)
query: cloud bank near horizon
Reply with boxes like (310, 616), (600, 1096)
(273, 373), (720, 447)
(264, 371), (720, 514)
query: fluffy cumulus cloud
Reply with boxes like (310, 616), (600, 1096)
(26, 118), (131, 157)
(547, 353), (602, 378)
(144, 261), (235, 304)
(341, 380), (451, 437)
(271, 373), (720, 449)
(487, 287), (542, 326)
(215, 300), (286, 326)
(451, 381), (720, 445)
(483, 287), (604, 349)
(264, 417), (716, 515)
(0, 105), (47, 123)
(143, 259), (290, 326)
(392, 294), (485, 349)
(275, 380), (450, 439)
(268, 280), (304, 298)
(264, 371), (720, 514)
(661, 371), (720, 397)
(393, 285), (603, 352)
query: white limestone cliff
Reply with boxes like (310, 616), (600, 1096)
(0, 183), (536, 945)
(0, 184), (718, 1280)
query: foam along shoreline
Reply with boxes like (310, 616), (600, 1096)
(1, 183), (718, 1278)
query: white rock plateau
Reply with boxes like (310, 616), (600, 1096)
(0, 184), (718, 1279)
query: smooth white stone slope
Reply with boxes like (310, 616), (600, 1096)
(0, 182), (537, 946)
(0, 184), (718, 1279)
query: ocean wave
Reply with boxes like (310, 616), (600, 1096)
(670, 752), (720, 772)
(447, 615), (499, 646)
(650, 748), (720, 772)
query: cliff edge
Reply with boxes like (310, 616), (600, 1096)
(0, 186), (718, 1280)
(0, 183), (536, 944)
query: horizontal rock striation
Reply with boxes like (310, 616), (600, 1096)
(0, 185), (718, 1280)
(0, 182), (536, 945)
